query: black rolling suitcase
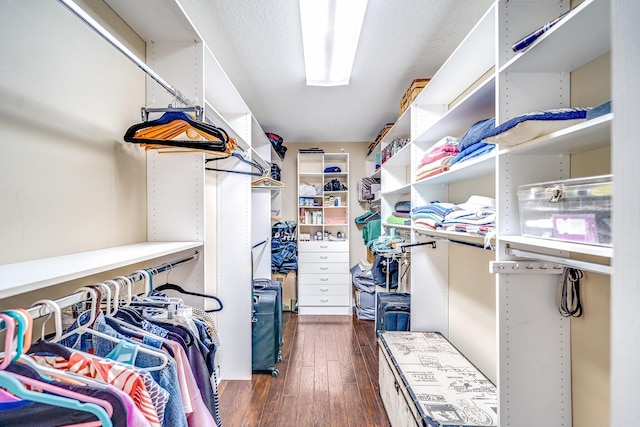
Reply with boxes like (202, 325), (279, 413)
(253, 278), (283, 358)
(252, 288), (280, 376)
(375, 292), (411, 337)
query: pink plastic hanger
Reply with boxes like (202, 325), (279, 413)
(0, 313), (16, 369)
(0, 371), (113, 427)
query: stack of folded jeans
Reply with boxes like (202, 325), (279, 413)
(271, 221), (297, 273)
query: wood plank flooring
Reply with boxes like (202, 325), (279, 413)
(219, 313), (390, 427)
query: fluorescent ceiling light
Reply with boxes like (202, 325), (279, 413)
(299, 0), (368, 86)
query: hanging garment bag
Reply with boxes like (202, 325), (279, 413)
(375, 292), (411, 337)
(251, 289), (280, 377)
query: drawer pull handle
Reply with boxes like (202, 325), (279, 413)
(320, 245), (328, 248)
(320, 298), (329, 303)
(320, 288), (329, 292)
(320, 278), (329, 281)
(320, 256), (328, 259)
(320, 267), (328, 271)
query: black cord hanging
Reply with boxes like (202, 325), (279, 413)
(559, 267), (584, 318)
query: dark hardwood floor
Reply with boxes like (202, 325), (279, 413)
(218, 313), (391, 427)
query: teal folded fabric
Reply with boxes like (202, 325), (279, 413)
(386, 215), (411, 226)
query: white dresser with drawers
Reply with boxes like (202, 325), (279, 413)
(297, 241), (350, 315)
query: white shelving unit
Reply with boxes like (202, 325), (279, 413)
(377, 0), (614, 424)
(0, 242), (202, 299)
(297, 153), (351, 315)
(494, 2), (612, 423)
(102, 0), (274, 380)
(297, 153), (350, 241)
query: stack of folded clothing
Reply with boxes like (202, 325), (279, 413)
(450, 108), (589, 166)
(409, 196), (496, 236)
(442, 195), (496, 234)
(410, 201), (457, 229)
(272, 221), (298, 273)
(450, 118), (496, 166)
(351, 262), (376, 320)
(415, 136), (460, 181)
(386, 200), (411, 226)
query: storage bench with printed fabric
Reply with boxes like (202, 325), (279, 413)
(378, 331), (498, 427)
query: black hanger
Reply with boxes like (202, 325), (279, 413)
(124, 111), (229, 153)
(205, 152), (265, 177)
(154, 283), (223, 313)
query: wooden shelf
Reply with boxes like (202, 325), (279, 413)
(413, 227), (494, 248)
(382, 222), (411, 230)
(500, 113), (612, 156)
(381, 183), (412, 197)
(412, 151), (496, 186)
(413, 74), (495, 145)
(0, 242), (203, 299)
(500, 0), (610, 74)
(383, 112), (411, 142)
(381, 143), (412, 168)
(104, 0), (199, 42)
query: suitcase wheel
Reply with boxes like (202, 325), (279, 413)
(272, 369), (279, 378)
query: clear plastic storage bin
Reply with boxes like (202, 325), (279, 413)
(517, 175), (612, 246)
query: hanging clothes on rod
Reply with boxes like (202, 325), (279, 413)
(0, 253), (223, 427)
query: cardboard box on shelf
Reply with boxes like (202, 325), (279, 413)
(367, 248), (376, 264)
(272, 271), (297, 311)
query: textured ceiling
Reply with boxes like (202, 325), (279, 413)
(182, 0), (495, 143)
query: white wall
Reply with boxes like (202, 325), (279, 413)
(0, 0), (147, 264)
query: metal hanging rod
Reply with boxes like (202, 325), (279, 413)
(505, 245), (611, 275)
(141, 106), (203, 122)
(413, 230), (493, 251)
(57, 0), (193, 107)
(400, 240), (437, 253)
(18, 251), (200, 323)
(132, 252), (200, 282)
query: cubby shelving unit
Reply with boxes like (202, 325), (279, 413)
(297, 152), (351, 315)
(100, 0), (275, 380)
(297, 153), (350, 241)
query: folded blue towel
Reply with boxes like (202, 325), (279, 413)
(324, 166), (341, 173)
(394, 200), (411, 213)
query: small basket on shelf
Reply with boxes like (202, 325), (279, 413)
(399, 78), (431, 117)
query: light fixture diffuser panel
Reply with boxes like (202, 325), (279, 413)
(299, 0), (368, 86)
